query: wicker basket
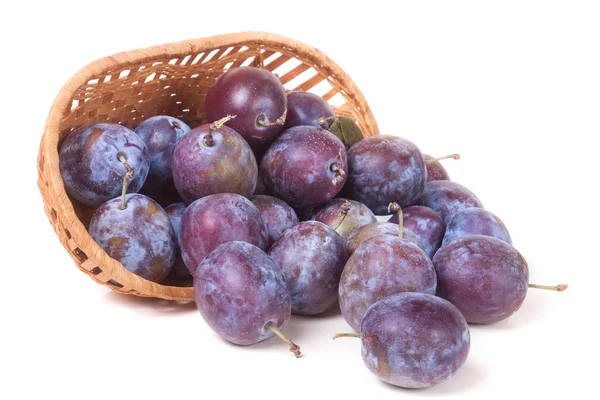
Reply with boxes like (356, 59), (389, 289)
(37, 32), (379, 301)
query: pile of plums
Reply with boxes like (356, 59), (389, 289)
(59, 66), (566, 390)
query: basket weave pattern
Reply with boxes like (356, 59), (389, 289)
(37, 32), (379, 301)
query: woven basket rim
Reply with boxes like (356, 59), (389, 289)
(39, 31), (378, 300)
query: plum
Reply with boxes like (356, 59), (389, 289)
(311, 198), (376, 239)
(339, 235), (437, 331)
(283, 91), (336, 130)
(260, 126), (347, 208)
(389, 205), (446, 259)
(343, 135), (426, 214)
(172, 116), (257, 204)
(443, 207), (512, 245)
(179, 194), (268, 275)
(194, 241), (300, 356)
(269, 221), (348, 315)
(89, 193), (176, 282)
(421, 180), (484, 224)
(346, 222), (420, 254)
(59, 123), (149, 207)
(251, 195), (299, 246)
(135, 116), (190, 195)
(205, 67), (287, 153)
(424, 153), (459, 181)
(163, 202), (192, 285)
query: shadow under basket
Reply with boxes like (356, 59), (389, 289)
(37, 32), (380, 301)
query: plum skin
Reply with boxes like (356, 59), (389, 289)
(205, 67), (287, 153)
(89, 194), (176, 283)
(390, 205), (446, 259)
(260, 126), (348, 208)
(361, 293), (470, 389)
(424, 154), (450, 181)
(346, 222), (421, 254)
(443, 207), (512, 245)
(179, 193), (268, 276)
(135, 116), (190, 193)
(59, 123), (150, 207)
(311, 198), (377, 239)
(339, 235), (437, 331)
(421, 180), (484, 224)
(172, 123), (257, 204)
(194, 241), (291, 346)
(251, 195), (299, 246)
(433, 235), (529, 324)
(343, 135), (427, 214)
(283, 91), (336, 130)
(269, 221), (348, 316)
(165, 202), (192, 282)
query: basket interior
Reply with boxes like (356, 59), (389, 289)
(44, 37), (376, 297)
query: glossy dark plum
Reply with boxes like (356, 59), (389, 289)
(443, 207), (512, 245)
(269, 221), (348, 315)
(360, 293), (470, 388)
(179, 194), (268, 276)
(164, 202), (192, 283)
(59, 123), (150, 207)
(172, 121), (257, 204)
(194, 242), (291, 346)
(389, 205), (446, 259)
(89, 194), (176, 282)
(205, 67), (287, 153)
(135, 116), (190, 195)
(433, 235), (529, 324)
(339, 235), (437, 331)
(260, 126), (348, 208)
(346, 222), (420, 254)
(422, 181), (484, 224)
(344, 135), (427, 214)
(283, 91), (336, 130)
(311, 198), (376, 239)
(424, 154), (450, 181)
(251, 195), (299, 246)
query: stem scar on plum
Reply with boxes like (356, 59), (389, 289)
(265, 322), (302, 358)
(330, 162), (346, 185)
(203, 115), (237, 147)
(117, 152), (134, 210)
(257, 109), (287, 128)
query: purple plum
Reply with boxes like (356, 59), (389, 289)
(311, 198), (376, 239)
(283, 91), (336, 130)
(443, 207), (512, 245)
(269, 221), (348, 315)
(359, 293), (470, 388)
(346, 222), (420, 254)
(433, 235), (529, 324)
(343, 135), (427, 214)
(339, 235), (437, 331)
(179, 193), (268, 276)
(59, 123), (149, 207)
(89, 193), (176, 282)
(251, 195), (299, 246)
(389, 205), (446, 259)
(421, 180), (484, 224)
(260, 126), (347, 208)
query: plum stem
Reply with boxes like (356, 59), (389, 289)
(332, 200), (352, 231)
(330, 162), (346, 185)
(257, 109), (287, 127)
(205, 115), (236, 147)
(529, 283), (568, 292)
(388, 202), (403, 240)
(265, 322), (301, 358)
(318, 115), (337, 128)
(426, 153), (461, 164)
(332, 333), (361, 340)
(172, 121), (180, 129)
(117, 153), (134, 210)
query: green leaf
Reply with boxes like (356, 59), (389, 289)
(329, 116), (365, 149)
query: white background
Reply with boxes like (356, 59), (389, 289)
(1, 1), (598, 399)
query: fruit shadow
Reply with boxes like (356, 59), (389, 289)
(104, 291), (197, 316)
(376, 361), (487, 396)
